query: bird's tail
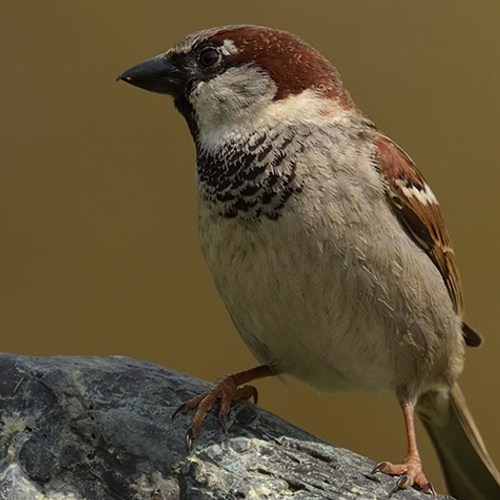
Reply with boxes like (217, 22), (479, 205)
(416, 383), (500, 500)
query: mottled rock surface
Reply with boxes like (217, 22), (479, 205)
(0, 354), (454, 499)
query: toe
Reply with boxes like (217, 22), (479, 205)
(372, 458), (435, 496)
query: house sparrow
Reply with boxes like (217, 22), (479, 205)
(118, 25), (500, 498)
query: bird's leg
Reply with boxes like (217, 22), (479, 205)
(173, 364), (273, 448)
(373, 402), (436, 496)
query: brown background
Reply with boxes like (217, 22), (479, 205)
(2, 1), (499, 492)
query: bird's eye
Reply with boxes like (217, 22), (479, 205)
(198, 48), (221, 68)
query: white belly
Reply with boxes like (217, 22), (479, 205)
(194, 114), (469, 400)
(198, 191), (464, 399)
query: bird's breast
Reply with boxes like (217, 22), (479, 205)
(195, 124), (464, 398)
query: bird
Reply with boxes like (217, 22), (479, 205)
(118, 25), (500, 498)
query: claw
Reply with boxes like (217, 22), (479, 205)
(371, 461), (389, 474)
(427, 483), (437, 498)
(172, 403), (186, 420)
(239, 384), (258, 404)
(218, 410), (228, 430)
(394, 474), (411, 492)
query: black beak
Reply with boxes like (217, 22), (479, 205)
(117, 53), (184, 95)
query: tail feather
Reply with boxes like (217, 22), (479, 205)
(417, 384), (500, 500)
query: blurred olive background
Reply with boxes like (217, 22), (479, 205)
(2, 1), (499, 491)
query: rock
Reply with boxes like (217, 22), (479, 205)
(0, 354), (454, 499)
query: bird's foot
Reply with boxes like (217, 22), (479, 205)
(372, 455), (436, 497)
(173, 373), (258, 449)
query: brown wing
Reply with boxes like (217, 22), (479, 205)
(372, 136), (482, 347)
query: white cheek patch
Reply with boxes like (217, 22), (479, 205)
(395, 179), (439, 206)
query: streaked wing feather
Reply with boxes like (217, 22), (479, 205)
(372, 136), (481, 347)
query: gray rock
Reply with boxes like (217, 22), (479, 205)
(0, 354), (454, 499)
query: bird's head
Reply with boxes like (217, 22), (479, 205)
(118, 25), (356, 143)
